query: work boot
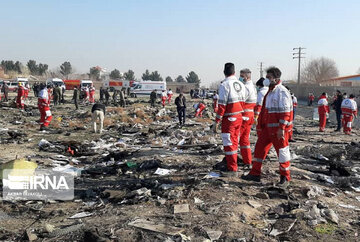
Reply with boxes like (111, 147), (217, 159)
(221, 171), (238, 177)
(277, 176), (290, 188)
(242, 164), (252, 170)
(241, 173), (261, 182)
(40, 126), (49, 131)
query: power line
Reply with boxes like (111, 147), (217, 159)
(259, 62), (264, 78)
(293, 47), (306, 85)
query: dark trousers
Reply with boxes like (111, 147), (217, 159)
(336, 110), (342, 130)
(177, 107), (186, 124)
(74, 99), (78, 110)
(53, 96), (58, 106)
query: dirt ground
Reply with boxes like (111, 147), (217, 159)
(0, 90), (359, 242)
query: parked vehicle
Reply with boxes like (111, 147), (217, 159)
(102, 79), (134, 92)
(46, 78), (65, 90)
(64, 80), (80, 90)
(206, 90), (216, 99)
(130, 80), (166, 97)
(80, 80), (93, 88)
(64, 79), (93, 90)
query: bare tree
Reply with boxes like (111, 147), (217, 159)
(209, 80), (221, 90)
(302, 57), (339, 83)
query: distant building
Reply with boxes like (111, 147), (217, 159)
(320, 74), (360, 87)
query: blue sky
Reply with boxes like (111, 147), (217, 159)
(0, 0), (359, 85)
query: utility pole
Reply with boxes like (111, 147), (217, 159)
(293, 47), (306, 85)
(259, 62), (264, 78)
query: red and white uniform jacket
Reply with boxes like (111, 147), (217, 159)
(17, 86), (25, 99)
(317, 95), (329, 113)
(215, 75), (246, 123)
(161, 92), (167, 98)
(242, 80), (257, 121)
(254, 87), (268, 117)
(292, 95), (298, 108)
(38, 88), (50, 107)
(167, 90), (173, 96)
(341, 98), (358, 117)
(257, 83), (293, 133)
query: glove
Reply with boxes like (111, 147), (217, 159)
(254, 115), (258, 125)
(211, 122), (219, 133)
(276, 128), (285, 140)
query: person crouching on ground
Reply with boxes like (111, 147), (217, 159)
(91, 102), (106, 134)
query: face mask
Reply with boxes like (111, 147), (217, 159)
(239, 77), (244, 82)
(263, 78), (270, 87)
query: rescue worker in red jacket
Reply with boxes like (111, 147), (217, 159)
(85, 86), (90, 102)
(242, 67), (292, 187)
(89, 85), (95, 103)
(212, 63), (246, 176)
(239, 68), (257, 168)
(308, 93), (315, 106)
(194, 101), (206, 117)
(167, 89), (173, 104)
(24, 83), (30, 100)
(341, 94), (358, 135)
(16, 82), (25, 109)
(38, 83), (53, 130)
(212, 91), (219, 112)
(161, 90), (167, 108)
(47, 85), (53, 105)
(317, 93), (329, 132)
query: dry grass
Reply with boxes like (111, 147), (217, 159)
(107, 107), (124, 114)
(156, 116), (172, 121)
(132, 103), (146, 108)
(195, 118), (212, 124)
(69, 121), (84, 128)
(103, 118), (115, 126)
(132, 117), (153, 124)
(134, 109), (149, 119)
(119, 114), (132, 123)
(51, 121), (61, 129)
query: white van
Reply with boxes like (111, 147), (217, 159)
(80, 80), (93, 88)
(16, 77), (29, 87)
(46, 78), (65, 89)
(130, 80), (166, 97)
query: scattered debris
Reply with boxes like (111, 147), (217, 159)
(174, 204), (190, 214)
(128, 218), (184, 236)
(69, 212), (94, 219)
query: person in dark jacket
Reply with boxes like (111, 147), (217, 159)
(150, 89), (157, 107)
(331, 90), (343, 131)
(73, 86), (79, 110)
(104, 88), (110, 105)
(1, 82), (9, 102)
(53, 85), (61, 106)
(99, 87), (104, 102)
(175, 93), (186, 125)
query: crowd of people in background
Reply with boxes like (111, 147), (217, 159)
(0, 73), (358, 139)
